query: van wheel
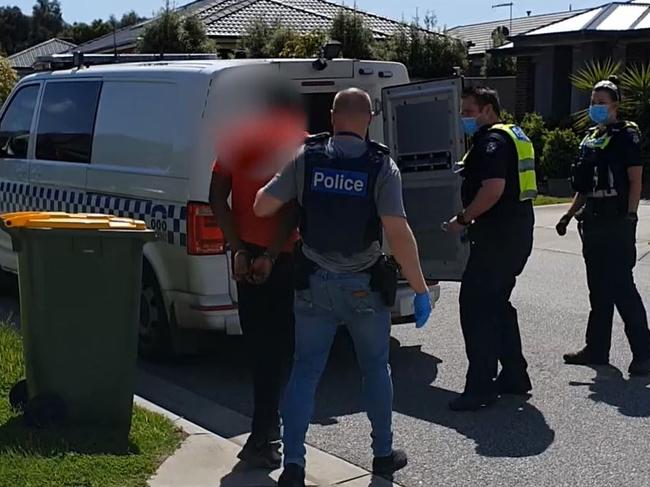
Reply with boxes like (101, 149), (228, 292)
(139, 266), (173, 360)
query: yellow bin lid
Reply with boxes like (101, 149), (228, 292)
(1, 212), (148, 230)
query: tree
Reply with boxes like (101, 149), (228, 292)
(330, 9), (375, 60)
(380, 14), (467, 79)
(119, 10), (146, 28)
(280, 30), (326, 58)
(30, 0), (65, 45)
(240, 18), (277, 58)
(0, 7), (31, 55)
(481, 27), (516, 77)
(240, 19), (325, 58)
(180, 15), (216, 53)
(137, 2), (214, 54)
(0, 57), (18, 105)
(64, 19), (114, 45)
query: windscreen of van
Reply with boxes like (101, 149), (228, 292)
(302, 93), (335, 135)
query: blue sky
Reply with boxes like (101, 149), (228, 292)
(7, 0), (605, 28)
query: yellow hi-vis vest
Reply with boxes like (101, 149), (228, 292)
(490, 124), (538, 201)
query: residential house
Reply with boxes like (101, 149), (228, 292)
(8, 38), (77, 76)
(495, 0), (650, 120)
(75, 0), (425, 57)
(447, 9), (585, 76)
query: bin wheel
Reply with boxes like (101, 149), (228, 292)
(0, 269), (18, 297)
(9, 379), (28, 411)
(139, 266), (173, 360)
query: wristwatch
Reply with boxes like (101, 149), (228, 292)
(627, 212), (639, 222)
(456, 211), (471, 226)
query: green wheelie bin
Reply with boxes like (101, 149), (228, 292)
(1, 212), (154, 438)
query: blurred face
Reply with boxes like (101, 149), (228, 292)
(589, 89), (618, 125)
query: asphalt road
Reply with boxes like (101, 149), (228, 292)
(6, 205), (650, 486)
(142, 204), (650, 487)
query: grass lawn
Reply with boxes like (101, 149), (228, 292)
(0, 324), (184, 487)
(534, 195), (572, 206)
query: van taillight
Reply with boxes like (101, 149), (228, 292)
(187, 202), (226, 255)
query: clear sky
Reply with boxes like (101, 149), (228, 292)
(6, 0), (606, 28)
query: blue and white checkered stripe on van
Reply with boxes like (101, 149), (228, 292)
(0, 181), (187, 247)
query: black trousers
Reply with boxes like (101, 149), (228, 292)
(459, 214), (534, 395)
(579, 214), (650, 361)
(236, 243), (295, 443)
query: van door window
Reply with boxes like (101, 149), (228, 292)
(0, 84), (39, 159)
(36, 81), (102, 164)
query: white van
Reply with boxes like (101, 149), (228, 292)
(0, 58), (468, 358)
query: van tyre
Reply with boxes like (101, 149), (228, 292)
(139, 266), (173, 360)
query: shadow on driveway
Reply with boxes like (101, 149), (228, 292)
(313, 338), (555, 459)
(569, 364), (650, 418)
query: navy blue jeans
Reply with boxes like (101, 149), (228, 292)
(281, 270), (393, 468)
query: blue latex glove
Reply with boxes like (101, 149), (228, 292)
(414, 292), (432, 328)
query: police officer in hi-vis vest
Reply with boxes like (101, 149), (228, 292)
(557, 76), (650, 375)
(254, 88), (432, 486)
(445, 86), (537, 412)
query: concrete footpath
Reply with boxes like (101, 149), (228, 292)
(137, 370), (400, 487)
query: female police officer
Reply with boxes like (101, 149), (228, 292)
(556, 76), (650, 375)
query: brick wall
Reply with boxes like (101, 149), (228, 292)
(515, 56), (535, 118)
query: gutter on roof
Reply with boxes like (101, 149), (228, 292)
(510, 27), (650, 46)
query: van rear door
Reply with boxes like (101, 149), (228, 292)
(382, 78), (468, 281)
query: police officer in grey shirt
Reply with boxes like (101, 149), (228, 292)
(254, 88), (432, 487)
(264, 131), (407, 273)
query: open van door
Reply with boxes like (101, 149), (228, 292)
(382, 78), (468, 281)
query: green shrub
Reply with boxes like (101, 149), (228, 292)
(500, 109), (516, 124)
(541, 128), (580, 179)
(0, 56), (17, 105)
(519, 112), (548, 175)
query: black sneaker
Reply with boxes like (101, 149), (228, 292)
(448, 393), (498, 412)
(629, 358), (650, 376)
(496, 374), (532, 396)
(372, 449), (408, 478)
(278, 464), (305, 487)
(563, 348), (608, 366)
(237, 439), (281, 470)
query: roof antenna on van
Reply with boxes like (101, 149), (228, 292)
(73, 51), (85, 70)
(312, 40), (342, 71)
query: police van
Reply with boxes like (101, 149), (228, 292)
(0, 56), (467, 358)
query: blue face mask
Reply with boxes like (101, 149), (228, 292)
(462, 117), (478, 136)
(589, 104), (610, 125)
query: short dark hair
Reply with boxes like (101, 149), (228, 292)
(461, 86), (501, 116)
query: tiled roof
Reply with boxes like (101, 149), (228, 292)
(74, 21), (150, 54)
(8, 38), (77, 68)
(77, 0), (432, 54)
(521, 1), (650, 37)
(447, 10), (586, 55)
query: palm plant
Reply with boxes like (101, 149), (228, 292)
(570, 59), (650, 136)
(569, 58), (621, 130)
